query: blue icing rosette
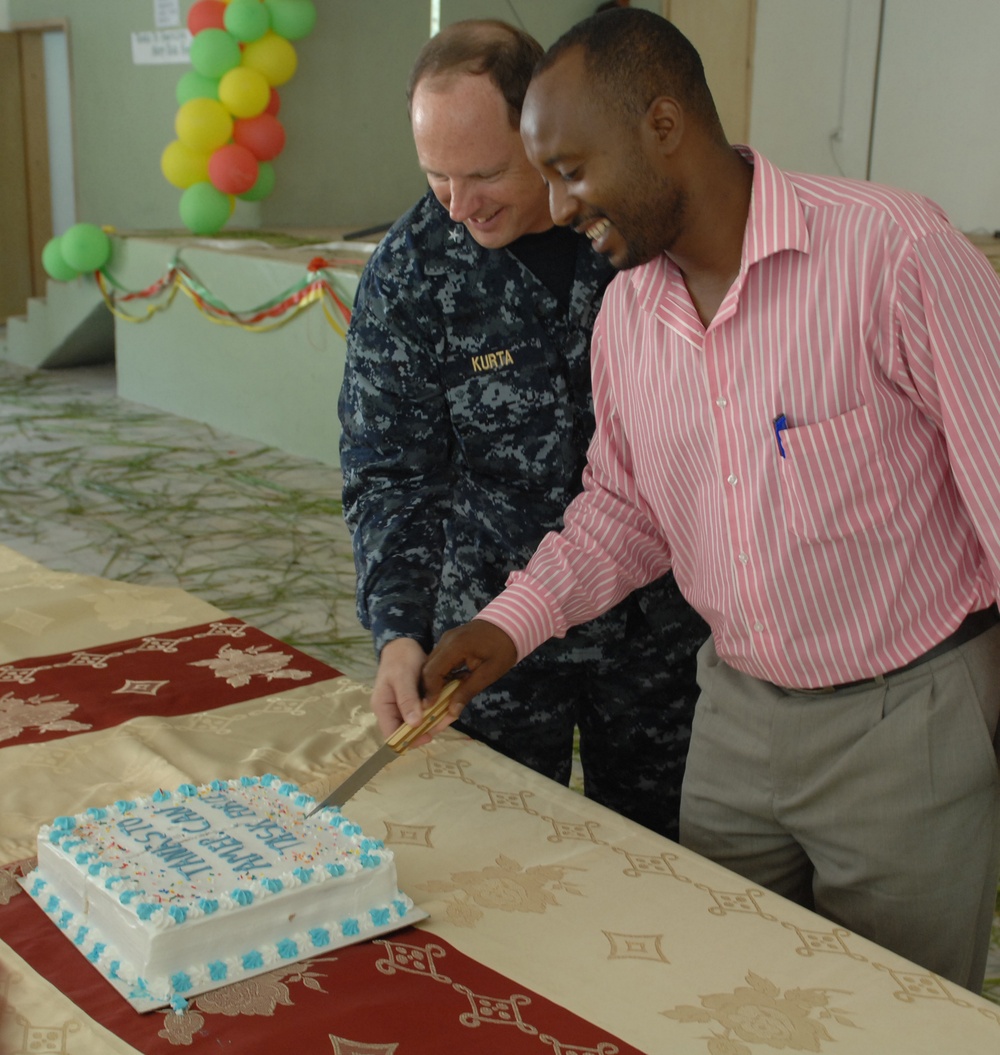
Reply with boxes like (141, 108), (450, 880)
(170, 971), (193, 993)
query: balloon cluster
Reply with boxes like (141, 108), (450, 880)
(41, 222), (113, 281)
(161, 0), (316, 235)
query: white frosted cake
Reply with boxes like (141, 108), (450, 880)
(19, 775), (420, 1012)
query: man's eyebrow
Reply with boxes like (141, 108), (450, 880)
(422, 165), (506, 179)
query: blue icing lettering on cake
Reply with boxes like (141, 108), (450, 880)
(18, 776), (417, 1010)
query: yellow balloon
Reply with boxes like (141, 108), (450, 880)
(160, 139), (211, 188)
(241, 31), (297, 87)
(219, 66), (270, 118)
(175, 97), (234, 152)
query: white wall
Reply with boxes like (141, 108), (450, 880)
(749, 0), (1000, 232)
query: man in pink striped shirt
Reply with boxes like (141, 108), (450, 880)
(420, 9), (1000, 991)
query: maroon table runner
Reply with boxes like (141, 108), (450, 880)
(0, 619), (338, 747)
(0, 858), (643, 1054)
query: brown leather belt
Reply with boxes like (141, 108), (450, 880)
(790, 605), (1000, 695)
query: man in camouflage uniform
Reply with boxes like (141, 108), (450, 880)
(338, 19), (706, 838)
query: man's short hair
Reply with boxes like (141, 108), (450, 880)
(407, 19), (544, 128)
(539, 8), (720, 128)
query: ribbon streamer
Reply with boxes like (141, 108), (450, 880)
(95, 257), (353, 338)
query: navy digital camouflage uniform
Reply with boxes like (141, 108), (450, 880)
(338, 189), (707, 838)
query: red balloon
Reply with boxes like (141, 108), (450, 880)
(265, 88), (281, 116)
(208, 143), (260, 195)
(233, 112), (285, 161)
(187, 0), (226, 35)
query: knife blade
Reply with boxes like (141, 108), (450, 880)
(305, 679), (462, 815)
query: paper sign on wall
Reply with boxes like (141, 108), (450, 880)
(154, 0), (181, 29)
(131, 29), (191, 66)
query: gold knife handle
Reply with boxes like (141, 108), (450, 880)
(386, 679), (461, 754)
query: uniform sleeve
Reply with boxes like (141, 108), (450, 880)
(338, 257), (452, 655)
(478, 310), (674, 659)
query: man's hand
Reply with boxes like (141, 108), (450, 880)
(421, 618), (518, 722)
(370, 637), (428, 739)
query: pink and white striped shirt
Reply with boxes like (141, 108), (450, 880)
(479, 149), (1000, 689)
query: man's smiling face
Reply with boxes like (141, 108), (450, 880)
(520, 47), (686, 271)
(412, 72), (552, 249)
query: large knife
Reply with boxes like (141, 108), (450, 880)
(305, 679), (462, 816)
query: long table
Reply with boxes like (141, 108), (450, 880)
(1, 542), (998, 1053)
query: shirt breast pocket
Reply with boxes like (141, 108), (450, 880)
(780, 405), (895, 542)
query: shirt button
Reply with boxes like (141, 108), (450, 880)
(715, 397), (727, 408)
(727, 473), (738, 486)
(738, 553), (749, 564)
(753, 621), (764, 632)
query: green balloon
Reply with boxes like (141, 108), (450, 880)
(179, 182), (232, 235)
(264, 0), (316, 41)
(225, 0), (271, 43)
(41, 236), (80, 282)
(189, 28), (242, 79)
(176, 70), (220, 105)
(60, 223), (112, 272)
(237, 160), (276, 201)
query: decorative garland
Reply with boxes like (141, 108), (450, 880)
(41, 1), (319, 281)
(96, 255), (355, 337)
(164, 0), (318, 234)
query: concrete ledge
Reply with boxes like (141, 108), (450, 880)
(110, 233), (368, 468)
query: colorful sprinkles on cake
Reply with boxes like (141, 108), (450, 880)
(17, 775), (418, 1011)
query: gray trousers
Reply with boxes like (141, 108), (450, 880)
(680, 625), (1000, 992)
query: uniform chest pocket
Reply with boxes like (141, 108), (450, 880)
(779, 404), (895, 542)
(446, 353), (557, 434)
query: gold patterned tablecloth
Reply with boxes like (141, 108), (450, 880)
(1, 543), (998, 1054)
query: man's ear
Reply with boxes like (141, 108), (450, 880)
(646, 96), (683, 155)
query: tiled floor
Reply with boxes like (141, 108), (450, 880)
(0, 358), (376, 684)
(0, 356), (997, 1003)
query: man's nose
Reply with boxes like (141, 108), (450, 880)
(547, 182), (576, 227)
(447, 179), (480, 223)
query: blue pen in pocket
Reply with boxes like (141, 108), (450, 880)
(773, 414), (788, 458)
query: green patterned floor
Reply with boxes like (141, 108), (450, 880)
(0, 358), (996, 1003)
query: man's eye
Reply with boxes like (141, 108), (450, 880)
(559, 168), (580, 182)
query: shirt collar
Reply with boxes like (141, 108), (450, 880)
(737, 146), (810, 267)
(626, 147), (810, 329)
